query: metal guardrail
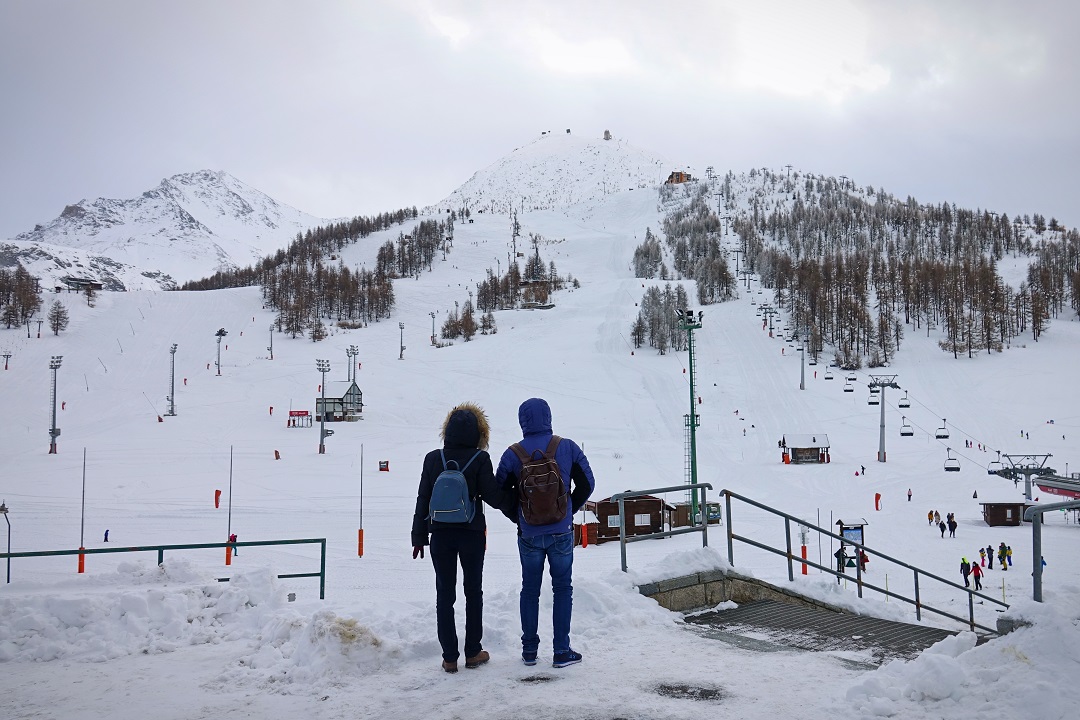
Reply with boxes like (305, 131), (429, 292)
(1025, 499), (1080, 602)
(613, 483), (713, 572)
(1, 538), (327, 599)
(722, 489), (1008, 633)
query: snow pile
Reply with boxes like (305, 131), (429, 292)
(0, 559), (286, 663)
(847, 597), (1080, 718)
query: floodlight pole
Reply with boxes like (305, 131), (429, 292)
(398, 322), (405, 360)
(429, 312), (436, 346)
(346, 345), (358, 382)
(215, 328), (228, 376)
(799, 333), (806, 390)
(0, 501), (10, 583)
(268, 325), (274, 360)
(316, 359), (331, 454)
(678, 309), (704, 522)
(165, 343), (178, 416)
(48, 355), (62, 454)
(868, 375), (900, 462)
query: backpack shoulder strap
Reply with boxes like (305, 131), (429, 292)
(459, 450), (483, 473)
(510, 442), (531, 464)
(543, 435), (562, 458)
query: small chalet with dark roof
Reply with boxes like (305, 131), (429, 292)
(781, 434), (831, 464)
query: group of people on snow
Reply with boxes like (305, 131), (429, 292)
(928, 510), (959, 538)
(411, 398), (596, 673)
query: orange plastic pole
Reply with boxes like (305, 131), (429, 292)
(78, 547), (85, 573)
(357, 528), (364, 557)
(801, 545), (807, 575)
(225, 545), (232, 566)
(581, 525), (588, 549)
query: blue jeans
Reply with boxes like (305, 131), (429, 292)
(430, 529), (486, 663)
(518, 531), (574, 656)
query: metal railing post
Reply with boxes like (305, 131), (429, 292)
(157, 548), (164, 566)
(619, 497), (628, 573)
(320, 538), (327, 600)
(700, 485), (709, 548)
(785, 517), (794, 582)
(725, 491), (734, 565)
(913, 569), (921, 621)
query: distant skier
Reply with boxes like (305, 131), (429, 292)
(927, 510), (934, 525)
(858, 549), (869, 574)
(934, 511), (941, 524)
(960, 557), (971, 587)
(860, 465), (866, 475)
(979, 547), (986, 567)
(986, 544), (994, 569)
(939, 521), (947, 538)
(971, 561), (983, 591)
(103, 529), (109, 542)
(229, 533), (238, 556)
(1006, 546), (1013, 566)
(907, 488), (912, 502)
(948, 518), (957, 538)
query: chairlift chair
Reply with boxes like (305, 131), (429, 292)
(935, 419), (950, 440)
(808, 357), (817, 366)
(846, 373), (857, 382)
(900, 417), (914, 436)
(824, 369), (834, 380)
(987, 451), (1003, 475)
(843, 382), (854, 393)
(869, 386), (880, 394)
(898, 391), (911, 409)
(944, 448), (961, 472)
(867, 393), (880, 406)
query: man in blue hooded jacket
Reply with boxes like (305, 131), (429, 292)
(495, 398), (595, 668)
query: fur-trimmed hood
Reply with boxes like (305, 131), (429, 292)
(440, 402), (490, 450)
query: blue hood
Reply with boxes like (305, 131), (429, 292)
(518, 398), (552, 436)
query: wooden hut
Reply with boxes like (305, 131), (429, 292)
(586, 494), (671, 544)
(669, 501), (723, 528)
(781, 434), (831, 464)
(665, 171), (693, 184)
(573, 510), (599, 547)
(980, 501), (1030, 527)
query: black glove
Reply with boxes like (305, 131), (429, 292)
(412, 546), (425, 559)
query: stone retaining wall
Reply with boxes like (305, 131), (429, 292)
(637, 569), (846, 614)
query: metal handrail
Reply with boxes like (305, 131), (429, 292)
(722, 489), (1007, 633)
(1, 538), (328, 599)
(612, 483), (713, 572)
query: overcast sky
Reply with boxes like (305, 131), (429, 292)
(2, 0), (1078, 239)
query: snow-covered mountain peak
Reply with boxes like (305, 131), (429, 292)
(4, 171), (324, 290)
(431, 130), (687, 215)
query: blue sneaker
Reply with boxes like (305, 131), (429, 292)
(552, 649), (582, 668)
(522, 652), (537, 666)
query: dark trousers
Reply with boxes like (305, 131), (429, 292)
(429, 529), (485, 663)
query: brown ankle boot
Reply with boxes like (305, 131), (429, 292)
(465, 650), (490, 668)
(441, 660), (458, 673)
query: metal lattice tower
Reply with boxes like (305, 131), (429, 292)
(677, 309), (703, 520)
(996, 454), (1055, 501)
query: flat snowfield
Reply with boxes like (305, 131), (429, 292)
(2, 189), (1078, 719)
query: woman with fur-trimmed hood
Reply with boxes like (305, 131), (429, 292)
(411, 402), (504, 673)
